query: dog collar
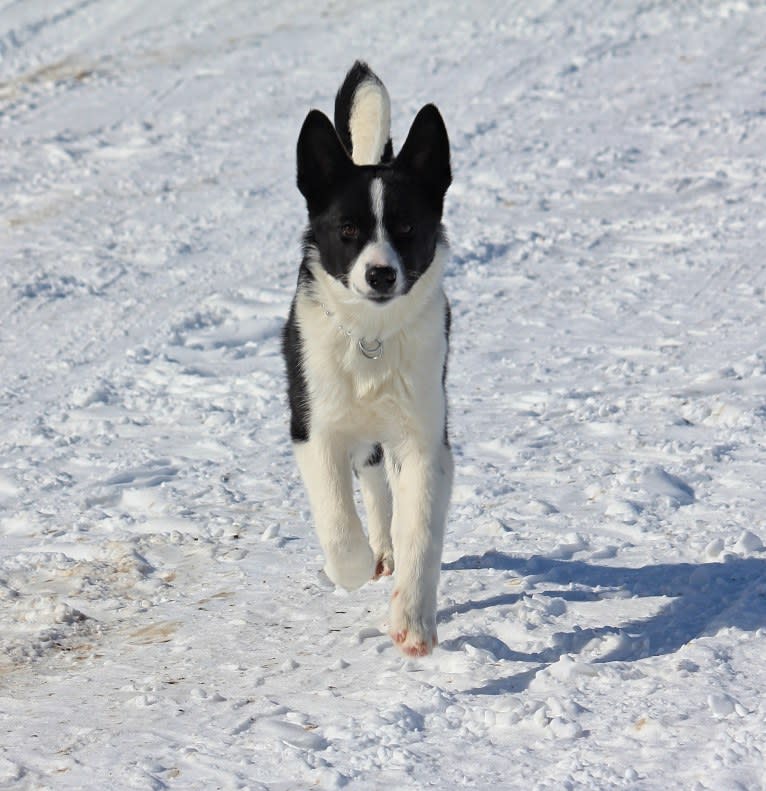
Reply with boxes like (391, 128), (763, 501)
(319, 302), (384, 360)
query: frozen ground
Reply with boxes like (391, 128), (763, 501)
(2, 1), (766, 788)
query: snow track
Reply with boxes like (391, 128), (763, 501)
(2, 1), (766, 788)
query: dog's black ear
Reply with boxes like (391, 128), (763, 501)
(297, 109), (353, 212)
(396, 104), (451, 211)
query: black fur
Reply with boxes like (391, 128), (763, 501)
(443, 301), (451, 445)
(281, 299), (310, 443)
(364, 443), (384, 467)
(296, 109), (354, 217)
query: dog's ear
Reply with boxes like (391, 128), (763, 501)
(297, 109), (353, 212)
(396, 104), (451, 211)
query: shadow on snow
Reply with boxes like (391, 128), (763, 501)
(438, 550), (766, 694)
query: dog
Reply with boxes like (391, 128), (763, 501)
(282, 62), (452, 657)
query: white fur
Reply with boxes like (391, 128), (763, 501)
(293, 440), (375, 590)
(357, 455), (394, 576)
(293, 240), (452, 654)
(387, 441), (453, 650)
(347, 180), (405, 299)
(349, 80), (391, 166)
(370, 176), (385, 229)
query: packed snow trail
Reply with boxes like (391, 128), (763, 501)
(1, 1), (766, 788)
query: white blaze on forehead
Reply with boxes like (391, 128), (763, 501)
(346, 177), (403, 300)
(370, 178), (385, 241)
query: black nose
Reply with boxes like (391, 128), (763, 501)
(365, 265), (397, 293)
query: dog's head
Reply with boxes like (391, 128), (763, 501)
(296, 105), (450, 305)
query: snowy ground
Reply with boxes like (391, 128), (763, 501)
(2, 1), (766, 788)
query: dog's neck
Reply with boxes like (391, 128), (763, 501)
(316, 300), (385, 360)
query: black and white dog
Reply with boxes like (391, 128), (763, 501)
(282, 62), (452, 657)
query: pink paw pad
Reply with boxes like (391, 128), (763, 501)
(390, 628), (438, 657)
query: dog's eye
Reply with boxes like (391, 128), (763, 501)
(340, 222), (359, 240)
(395, 222), (414, 237)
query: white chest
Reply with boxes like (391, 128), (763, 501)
(295, 292), (448, 443)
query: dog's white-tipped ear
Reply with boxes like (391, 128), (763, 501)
(348, 78), (391, 165)
(396, 104), (451, 210)
(297, 109), (353, 213)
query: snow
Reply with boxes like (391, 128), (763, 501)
(2, 0), (766, 788)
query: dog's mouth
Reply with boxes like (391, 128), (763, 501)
(350, 285), (397, 305)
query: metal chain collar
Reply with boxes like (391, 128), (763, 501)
(319, 302), (384, 360)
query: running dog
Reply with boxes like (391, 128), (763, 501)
(283, 62), (452, 657)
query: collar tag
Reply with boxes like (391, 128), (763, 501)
(358, 337), (384, 360)
(319, 301), (384, 360)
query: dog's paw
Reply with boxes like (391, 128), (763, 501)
(388, 592), (437, 657)
(323, 535), (375, 591)
(372, 552), (394, 580)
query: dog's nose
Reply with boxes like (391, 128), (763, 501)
(365, 265), (397, 293)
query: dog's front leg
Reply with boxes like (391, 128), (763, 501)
(388, 441), (453, 656)
(294, 437), (375, 590)
(355, 447), (394, 580)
